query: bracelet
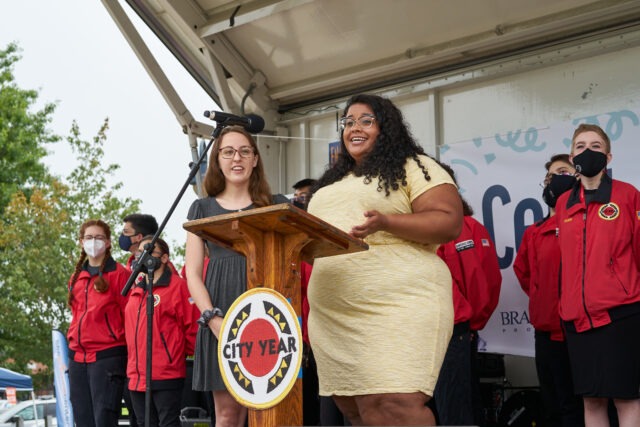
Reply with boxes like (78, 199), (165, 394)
(197, 307), (224, 327)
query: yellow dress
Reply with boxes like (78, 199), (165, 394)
(307, 155), (454, 397)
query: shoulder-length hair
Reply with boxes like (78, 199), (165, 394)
(314, 93), (431, 196)
(202, 125), (273, 207)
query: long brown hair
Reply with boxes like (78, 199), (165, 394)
(202, 126), (273, 207)
(68, 219), (112, 305)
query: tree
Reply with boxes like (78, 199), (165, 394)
(0, 43), (140, 387)
(0, 43), (58, 211)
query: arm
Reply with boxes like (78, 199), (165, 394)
(185, 231), (223, 338)
(513, 227), (533, 296)
(350, 183), (463, 244)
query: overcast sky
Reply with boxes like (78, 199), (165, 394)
(0, 0), (216, 254)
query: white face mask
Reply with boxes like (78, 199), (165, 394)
(83, 239), (107, 258)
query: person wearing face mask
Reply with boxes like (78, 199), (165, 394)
(555, 124), (640, 427)
(124, 236), (195, 427)
(67, 219), (130, 427)
(185, 125), (289, 427)
(119, 213), (159, 269)
(513, 154), (583, 427)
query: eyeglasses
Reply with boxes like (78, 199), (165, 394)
(83, 235), (107, 241)
(339, 116), (376, 130)
(219, 146), (254, 159)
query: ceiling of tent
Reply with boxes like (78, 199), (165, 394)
(110, 0), (640, 128)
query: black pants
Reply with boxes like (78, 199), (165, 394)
(303, 344), (320, 426)
(535, 330), (584, 427)
(130, 386), (184, 427)
(69, 355), (126, 427)
(433, 321), (474, 426)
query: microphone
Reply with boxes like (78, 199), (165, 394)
(203, 110), (265, 133)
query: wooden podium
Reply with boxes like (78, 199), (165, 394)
(183, 203), (368, 427)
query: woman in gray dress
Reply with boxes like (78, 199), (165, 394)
(185, 125), (288, 427)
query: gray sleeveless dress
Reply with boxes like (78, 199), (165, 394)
(188, 195), (290, 391)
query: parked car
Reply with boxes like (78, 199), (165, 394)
(0, 399), (56, 427)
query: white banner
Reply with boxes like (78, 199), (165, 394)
(441, 109), (640, 356)
(52, 329), (73, 427)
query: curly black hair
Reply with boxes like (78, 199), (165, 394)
(314, 94), (432, 196)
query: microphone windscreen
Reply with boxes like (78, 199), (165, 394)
(246, 114), (265, 133)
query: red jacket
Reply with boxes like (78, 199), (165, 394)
(556, 175), (640, 332)
(180, 257), (210, 356)
(301, 261), (312, 344)
(125, 268), (195, 391)
(513, 216), (564, 340)
(437, 216), (502, 330)
(67, 258), (129, 363)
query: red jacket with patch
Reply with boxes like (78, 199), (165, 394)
(67, 258), (129, 363)
(125, 268), (195, 391)
(437, 216), (502, 330)
(513, 216), (564, 340)
(556, 174), (640, 332)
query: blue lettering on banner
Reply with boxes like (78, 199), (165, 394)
(482, 186), (546, 269)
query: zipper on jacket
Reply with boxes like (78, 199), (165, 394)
(78, 279), (90, 363)
(105, 314), (117, 340)
(581, 211), (594, 329)
(160, 332), (173, 364)
(610, 258), (629, 295)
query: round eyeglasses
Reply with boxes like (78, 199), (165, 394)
(218, 146), (255, 159)
(339, 116), (376, 130)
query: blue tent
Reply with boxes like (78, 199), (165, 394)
(0, 367), (33, 391)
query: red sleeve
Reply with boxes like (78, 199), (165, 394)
(633, 188), (640, 270)
(474, 220), (502, 328)
(178, 278), (197, 356)
(301, 262), (312, 345)
(513, 225), (534, 296)
(438, 232), (473, 324)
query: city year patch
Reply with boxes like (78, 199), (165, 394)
(218, 287), (302, 409)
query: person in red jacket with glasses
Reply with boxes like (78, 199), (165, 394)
(125, 236), (195, 427)
(514, 153), (584, 427)
(67, 219), (129, 427)
(556, 123), (640, 427)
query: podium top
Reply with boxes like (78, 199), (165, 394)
(183, 203), (368, 260)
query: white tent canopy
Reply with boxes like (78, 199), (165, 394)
(102, 0), (640, 134)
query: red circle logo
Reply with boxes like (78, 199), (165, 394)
(239, 318), (279, 376)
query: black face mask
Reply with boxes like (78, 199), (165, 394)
(542, 174), (576, 208)
(572, 148), (607, 178)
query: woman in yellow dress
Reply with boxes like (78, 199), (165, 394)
(307, 94), (463, 426)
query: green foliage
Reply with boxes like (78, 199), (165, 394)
(0, 43), (59, 211)
(0, 43), (141, 384)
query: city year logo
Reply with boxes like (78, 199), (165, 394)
(218, 288), (302, 409)
(598, 202), (620, 220)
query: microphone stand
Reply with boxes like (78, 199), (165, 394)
(121, 122), (226, 427)
(138, 250), (160, 427)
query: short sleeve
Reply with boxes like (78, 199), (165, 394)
(405, 155), (456, 203)
(187, 199), (204, 221)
